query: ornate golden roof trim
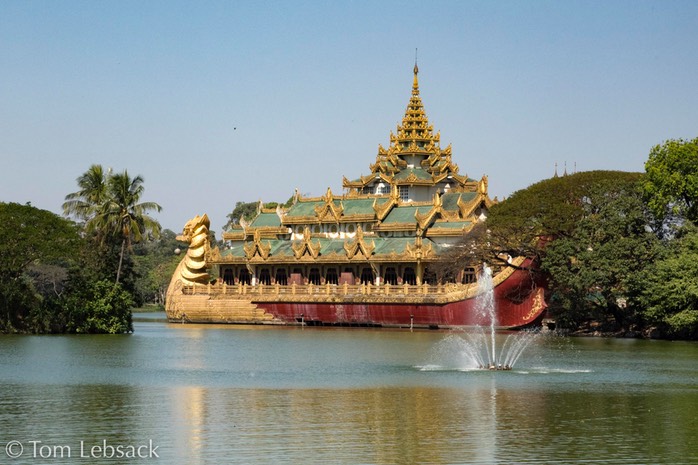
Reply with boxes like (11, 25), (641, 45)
(314, 187), (344, 221)
(243, 229), (272, 260)
(439, 209), (461, 221)
(245, 226), (289, 238)
(457, 192), (489, 218)
(425, 223), (476, 237)
(282, 216), (321, 225)
(372, 196), (396, 221)
(338, 214), (375, 222)
(414, 193), (444, 229)
(291, 226), (322, 259)
(372, 223), (416, 231)
(405, 235), (433, 259)
(222, 231), (246, 241)
(344, 226), (376, 259)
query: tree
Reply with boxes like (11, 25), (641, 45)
(64, 166), (162, 285)
(61, 279), (134, 334)
(446, 171), (659, 333)
(62, 164), (110, 224)
(132, 229), (183, 306)
(541, 175), (660, 331)
(0, 203), (79, 332)
(224, 201), (261, 230)
(0, 202), (138, 334)
(98, 171), (162, 284)
(451, 171), (644, 270)
(634, 225), (698, 338)
(643, 137), (698, 228)
(0, 203), (79, 278)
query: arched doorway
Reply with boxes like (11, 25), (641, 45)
(238, 268), (251, 285)
(325, 268), (338, 285)
(384, 267), (398, 285)
(402, 267), (416, 285)
(258, 268), (271, 285)
(223, 268), (234, 285)
(308, 268), (321, 285)
(360, 267), (374, 285)
(275, 268), (288, 285)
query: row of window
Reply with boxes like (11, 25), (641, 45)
(221, 267), (477, 286)
(293, 223), (371, 235)
(365, 184), (409, 200)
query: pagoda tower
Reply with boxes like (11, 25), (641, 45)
(343, 63), (476, 202)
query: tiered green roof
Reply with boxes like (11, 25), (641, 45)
(218, 64), (495, 268)
(249, 212), (281, 228)
(342, 63), (476, 193)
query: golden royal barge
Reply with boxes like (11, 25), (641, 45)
(165, 65), (547, 329)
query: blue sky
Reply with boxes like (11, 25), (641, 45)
(1, 0), (697, 234)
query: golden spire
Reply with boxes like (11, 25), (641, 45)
(360, 61), (464, 187)
(397, 62), (433, 153)
(413, 48), (420, 95)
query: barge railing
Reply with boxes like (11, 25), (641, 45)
(181, 282), (479, 298)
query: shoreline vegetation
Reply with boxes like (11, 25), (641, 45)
(132, 305), (166, 313)
(2, 137), (698, 339)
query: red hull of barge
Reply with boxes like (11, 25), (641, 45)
(167, 257), (547, 329)
(253, 264), (546, 329)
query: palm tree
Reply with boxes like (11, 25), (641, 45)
(96, 171), (162, 284)
(64, 166), (162, 284)
(62, 164), (110, 222)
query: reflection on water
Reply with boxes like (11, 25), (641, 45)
(0, 318), (697, 464)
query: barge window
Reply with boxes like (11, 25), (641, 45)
(360, 267), (374, 285)
(275, 268), (288, 286)
(462, 267), (477, 284)
(308, 268), (321, 285)
(223, 268), (234, 285)
(384, 267), (398, 285)
(238, 268), (251, 285)
(403, 267), (416, 285)
(399, 185), (409, 202)
(258, 268), (271, 285)
(325, 268), (338, 285)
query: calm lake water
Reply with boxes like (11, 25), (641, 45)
(0, 312), (696, 464)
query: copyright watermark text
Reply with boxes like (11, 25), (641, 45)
(5, 439), (159, 460)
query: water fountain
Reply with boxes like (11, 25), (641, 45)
(424, 264), (539, 371)
(470, 264), (539, 370)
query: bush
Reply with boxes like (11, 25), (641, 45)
(63, 279), (134, 334)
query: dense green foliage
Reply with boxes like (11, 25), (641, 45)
(643, 137), (698, 228)
(132, 229), (183, 306)
(0, 203), (79, 332)
(63, 164), (162, 284)
(0, 202), (133, 333)
(485, 171), (643, 261)
(633, 225), (698, 339)
(1, 165), (165, 334)
(60, 279), (134, 334)
(539, 173), (660, 330)
(483, 158), (697, 338)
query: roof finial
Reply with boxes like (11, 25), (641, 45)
(413, 48), (419, 94)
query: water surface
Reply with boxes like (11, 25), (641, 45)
(0, 315), (696, 464)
